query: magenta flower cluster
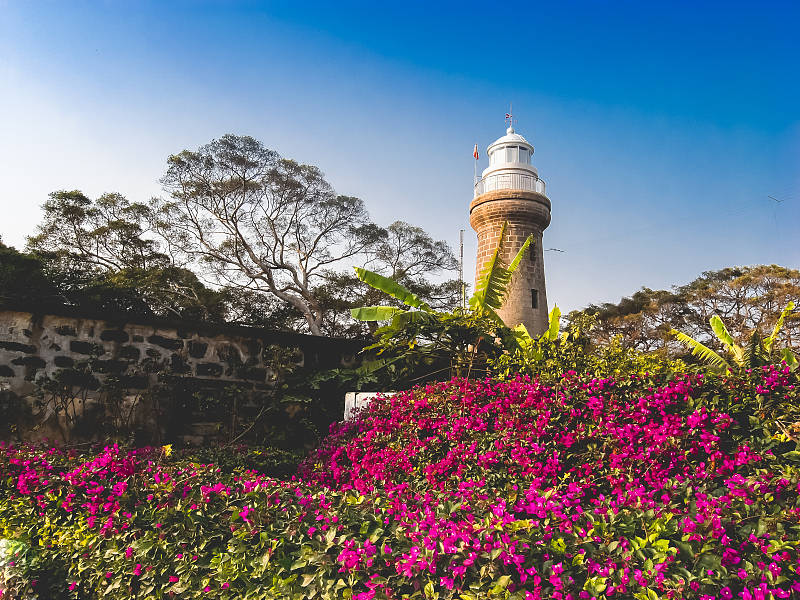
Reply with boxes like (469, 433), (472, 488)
(0, 364), (798, 599)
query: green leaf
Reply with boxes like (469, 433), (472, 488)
(513, 324), (534, 350)
(354, 267), (431, 311)
(290, 558), (307, 570)
(470, 222), (532, 320)
(670, 329), (731, 371)
(710, 315), (742, 364)
(542, 305), (561, 341)
(350, 306), (407, 322)
(764, 300), (795, 352)
(781, 347), (799, 371)
(507, 235), (533, 276)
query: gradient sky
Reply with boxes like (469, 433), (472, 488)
(1, 0), (798, 312)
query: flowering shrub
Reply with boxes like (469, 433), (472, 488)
(1, 365), (799, 599)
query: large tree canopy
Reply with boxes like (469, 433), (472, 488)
(28, 190), (165, 272)
(571, 264), (800, 357)
(0, 238), (59, 302)
(25, 191), (227, 320)
(17, 135), (459, 336)
(152, 134), (457, 335)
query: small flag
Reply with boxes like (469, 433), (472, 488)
(505, 113), (511, 119)
(473, 144), (479, 160)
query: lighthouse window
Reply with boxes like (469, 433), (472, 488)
(506, 147), (514, 162)
(520, 148), (529, 163)
(531, 289), (539, 309)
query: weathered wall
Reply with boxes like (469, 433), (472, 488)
(0, 302), (364, 443)
(469, 189), (552, 335)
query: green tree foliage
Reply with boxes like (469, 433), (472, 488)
(315, 221), (461, 338)
(150, 135), (457, 335)
(8, 145), (456, 335)
(0, 238), (59, 301)
(572, 264), (800, 359)
(671, 301), (798, 372)
(152, 135), (384, 335)
(348, 223), (544, 385)
(24, 191), (227, 320)
(28, 191), (163, 271)
(2, 137), (459, 336)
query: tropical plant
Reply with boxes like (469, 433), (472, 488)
(350, 274), (507, 383)
(510, 304), (562, 363)
(352, 221), (531, 328)
(670, 300), (797, 372)
(348, 222), (533, 383)
(468, 221), (532, 323)
(573, 264), (800, 355)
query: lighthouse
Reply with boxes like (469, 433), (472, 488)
(470, 118), (551, 334)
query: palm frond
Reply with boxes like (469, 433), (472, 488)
(471, 222), (508, 311)
(743, 330), (765, 369)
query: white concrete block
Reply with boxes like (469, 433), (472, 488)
(344, 391), (394, 421)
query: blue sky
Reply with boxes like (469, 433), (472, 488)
(1, 1), (798, 312)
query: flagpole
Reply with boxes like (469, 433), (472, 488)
(459, 229), (465, 309)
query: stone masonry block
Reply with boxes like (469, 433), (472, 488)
(0, 341), (37, 353)
(70, 340), (105, 355)
(147, 335), (184, 351)
(100, 329), (130, 343)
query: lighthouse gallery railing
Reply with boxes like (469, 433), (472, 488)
(474, 173), (546, 198)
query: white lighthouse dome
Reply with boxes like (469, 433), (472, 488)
(487, 125), (533, 151)
(474, 124), (546, 198)
(481, 125), (538, 180)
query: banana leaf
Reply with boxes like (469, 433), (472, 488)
(470, 221), (533, 317)
(670, 328), (731, 371)
(710, 315), (743, 366)
(353, 267), (431, 311)
(764, 300), (795, 353)
(543, 305), (561, 341)
(781, 348), (799, 371)
(350, 306), (407, 322)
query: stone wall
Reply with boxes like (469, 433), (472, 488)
(469, 189), (552, 335)
(0, 301), (364, 443)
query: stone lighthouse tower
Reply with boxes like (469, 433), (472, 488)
(470, 120), (551, 334)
